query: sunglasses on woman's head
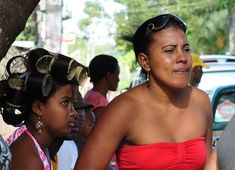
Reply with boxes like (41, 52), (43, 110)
(145, 14), (187, 37)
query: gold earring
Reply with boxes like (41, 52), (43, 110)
(35, 116), (44, 134)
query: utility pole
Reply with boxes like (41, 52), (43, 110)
(228, 6), (235, 55)
(44, 0), (62, 53)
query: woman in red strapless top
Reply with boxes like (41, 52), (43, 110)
(74, 14), (213, 170)
(117, 137), (206, 170)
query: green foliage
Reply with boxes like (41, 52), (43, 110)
(79, 0), (109, 35)
(118, 79), (131, 91)
(16, 15), (35, 41)
(118, 50), (137, 72)
(75, 0), (235, 91)
(68, 37), (86, 54)
(188, 9), (228, 54)
(83, 1), (105, 18)
(114, 0), (161, 53)
(113, 0), (233, 56)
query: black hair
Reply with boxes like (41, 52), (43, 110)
(0, 48), (87, 126)
(133, 14), (187, 60)
(89, 54), (118, 84)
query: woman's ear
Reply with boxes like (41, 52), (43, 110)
(105, 72), (111, 81)
(137, 53), (150, 72)
(32, 100), (43, 116)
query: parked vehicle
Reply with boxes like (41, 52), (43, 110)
(200, 54), (235, 63)
(211, 85), (235, 131)
(198, 54), (235, 146)
(198, 54), (235, 99)
(210, 84), (235, 146)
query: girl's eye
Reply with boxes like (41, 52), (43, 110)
(90, 122), (95, 127)
(62, 100), (69, 106)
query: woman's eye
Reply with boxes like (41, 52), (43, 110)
(184, 46), (191, 52)
(164, 49), (174, 53)
(185, 48), (191, 52)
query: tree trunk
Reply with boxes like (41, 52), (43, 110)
(0, 0), (40, 60)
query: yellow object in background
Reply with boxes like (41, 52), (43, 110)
(191, 53), (209, 69)
(52, 154), (58, 170)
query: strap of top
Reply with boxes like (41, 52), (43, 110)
(6, 125), (52, 170)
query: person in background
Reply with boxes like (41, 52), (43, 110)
(74, 13), (213, 170)
(189, 53), (209, 87)
(0, 134), (11, 170)
(84, 54), (120, 121)
(77, 92), (95, 141)
(84, 54), (120, 170)
(73, 101), (96, 158)
(0, 48), (89, 170)
(79, 106), (95, 142)
(129, 69), (147, 88)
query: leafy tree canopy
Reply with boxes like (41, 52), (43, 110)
(110, 0), (235, 71)
(77, 0), (235, 87)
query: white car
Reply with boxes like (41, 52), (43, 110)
(198, 54), (235, 99)
(198, 54), (235, 146)
(209, 84), (235, 147)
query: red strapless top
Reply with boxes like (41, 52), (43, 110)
(116, 137), (207, 170)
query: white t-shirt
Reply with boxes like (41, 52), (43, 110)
(57, 140), (78, 170)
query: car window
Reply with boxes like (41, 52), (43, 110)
(214, 93), (235, 123)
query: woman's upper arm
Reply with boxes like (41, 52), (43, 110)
(93, 107), (106, 120)
(10, 145), (43, 170)
(204, 147), (220, 170)
(203, 92), (213, 156)
(75, 96), (132, 170)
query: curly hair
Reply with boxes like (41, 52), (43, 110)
(0, 48), (88, 126)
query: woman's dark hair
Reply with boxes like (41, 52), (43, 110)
(0, 48), (88, 126)
(133, 13), (187, 60)
(89, 54), (118, 84)
(132, 14), (187, 76)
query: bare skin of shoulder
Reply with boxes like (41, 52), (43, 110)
(74, 83), (212, 169)
(9, 134), (45, 170)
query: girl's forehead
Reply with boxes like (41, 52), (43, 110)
(53, 84), (73, 97)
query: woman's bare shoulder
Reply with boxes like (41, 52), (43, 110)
(190, 87), (212, 116)
(99, 86), (145, 125)
(110, 86), (144, 109)
(191, 87), (210, 100)
(10, 134), (44, 170)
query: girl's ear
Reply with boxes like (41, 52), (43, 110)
(32, 100), (43, 116)
(106, 71), (114, 82)
(137, 53), (150, 72)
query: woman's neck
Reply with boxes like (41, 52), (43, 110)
(26, 124), (52, 149)
(146, 81), (190, 107)
(92, 85), (108, 97)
